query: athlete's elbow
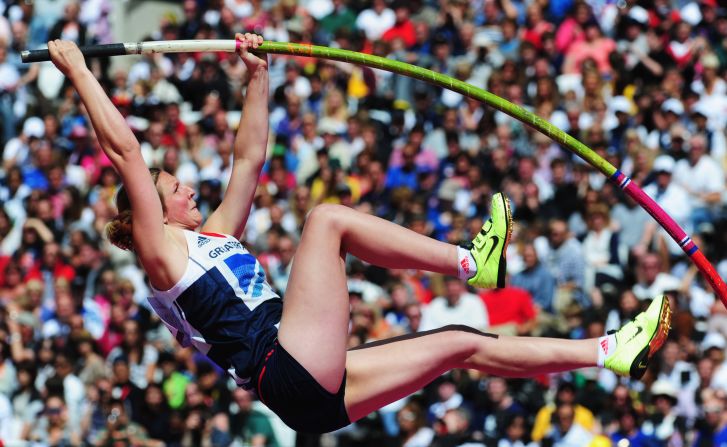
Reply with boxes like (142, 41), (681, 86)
(113, 141), (142, 158)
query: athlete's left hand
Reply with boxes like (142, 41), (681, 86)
(236, 33), (268, 72)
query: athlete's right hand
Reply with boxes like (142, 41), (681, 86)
(48, 40), (87, 78)
(236, 32), (268, 73)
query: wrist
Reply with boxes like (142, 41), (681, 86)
(68, 66), (93, 83)
(248, 65), (269, 77)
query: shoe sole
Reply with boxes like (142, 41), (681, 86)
(496, 193), (513, 288)
(629, 296), (672, 379)
(647, 296), (672, 357)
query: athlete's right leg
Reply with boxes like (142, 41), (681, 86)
(277, 197), (510, 393)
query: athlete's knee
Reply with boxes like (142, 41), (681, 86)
(441, 325), (501, 365)
(432, 325), (495, 363)
(307, 203), (347, 233)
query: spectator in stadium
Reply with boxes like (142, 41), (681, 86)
(420, 276), (489, 332)
(106, 319), (158, 389)
(228, 387), (279, 446)
(692, 388), (727, 446)
(531, 381), (595, 443)
(632, 252), (680, 301)
(479, 284), (538, 336)
(93, 398), (153, 447)
(511, 242), (557, 314)
(672, 133), (725, 231)
(431, 407), (481, 447)
(643, 379), (687, 445)
(537, 219), (587, 309)
(28, 394), (81, 446)
(9, 361), (43, 441)
(540, 401), (595, 447)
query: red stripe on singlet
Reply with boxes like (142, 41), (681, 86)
(257, 346), (276, 405)
(257, 365), (268, 404)
(200, 232), (226, 238)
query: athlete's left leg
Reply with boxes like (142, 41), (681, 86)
(344, 295), (671, 422)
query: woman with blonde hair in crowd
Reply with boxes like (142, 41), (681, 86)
(321, 87), (349, 129)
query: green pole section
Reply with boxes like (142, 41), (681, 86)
(254, 41), (727, 306)
(255, 41), (617, 177)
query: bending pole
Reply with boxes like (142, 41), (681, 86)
(23, 40), (727, 307)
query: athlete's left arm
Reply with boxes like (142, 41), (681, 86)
(203, 33), (269, 238)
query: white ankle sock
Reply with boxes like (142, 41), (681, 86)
(457, 246), (476, 280)
(597, 333), (617, 368)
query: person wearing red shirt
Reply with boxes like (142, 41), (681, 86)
(522, 2), (555, 51)
(25, 241), (75, 285)
(381, 1), (417, 49)
(479, 286), (538, 335)
(561, 20), (616, 77)
(161, 102), (187, 149)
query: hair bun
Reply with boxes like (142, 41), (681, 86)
(105, 209), (134, 251)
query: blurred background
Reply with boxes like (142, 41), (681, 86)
(0, 0), (726, 446)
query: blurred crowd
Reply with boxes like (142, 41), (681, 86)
(0, 0), (727, 445)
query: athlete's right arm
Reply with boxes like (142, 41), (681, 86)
(48, 41), (177, 279)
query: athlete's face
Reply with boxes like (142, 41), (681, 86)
(157, 171), (202, 229)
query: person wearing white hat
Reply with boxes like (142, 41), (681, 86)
(650, 98), (687, 152)
(662, 98), (685, 116)
(702, 332), (727, 393)
(617, 8), (649, 71)
(689, 51), (727, 133)
(627, 6), (649, 26)
(607, 96), (634, 154)
(691, 53), (724, 98)
(643, 379), (686, 445)
(2, 115), (45, 171)
(701, 332), (727, 354)
(643, 155), (692, 256)
(680, 2), (703, 27)
(610, 96), (632, 116)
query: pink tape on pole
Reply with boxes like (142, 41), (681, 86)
(610, 169), (727, 307)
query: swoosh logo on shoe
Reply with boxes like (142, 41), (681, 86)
(637, 360), (648, 369)
(626, 325), (643, 343)
(484, 235), (500, 264)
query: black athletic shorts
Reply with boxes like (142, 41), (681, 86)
(254, 339), (351, 433)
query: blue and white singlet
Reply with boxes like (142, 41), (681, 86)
(148, 230), (282, 390)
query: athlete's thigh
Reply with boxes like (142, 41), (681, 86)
(276, 208), (351, 394)
(344, 328), (479, 422)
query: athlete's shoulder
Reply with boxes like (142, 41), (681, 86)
(144, 226), (190, 291)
